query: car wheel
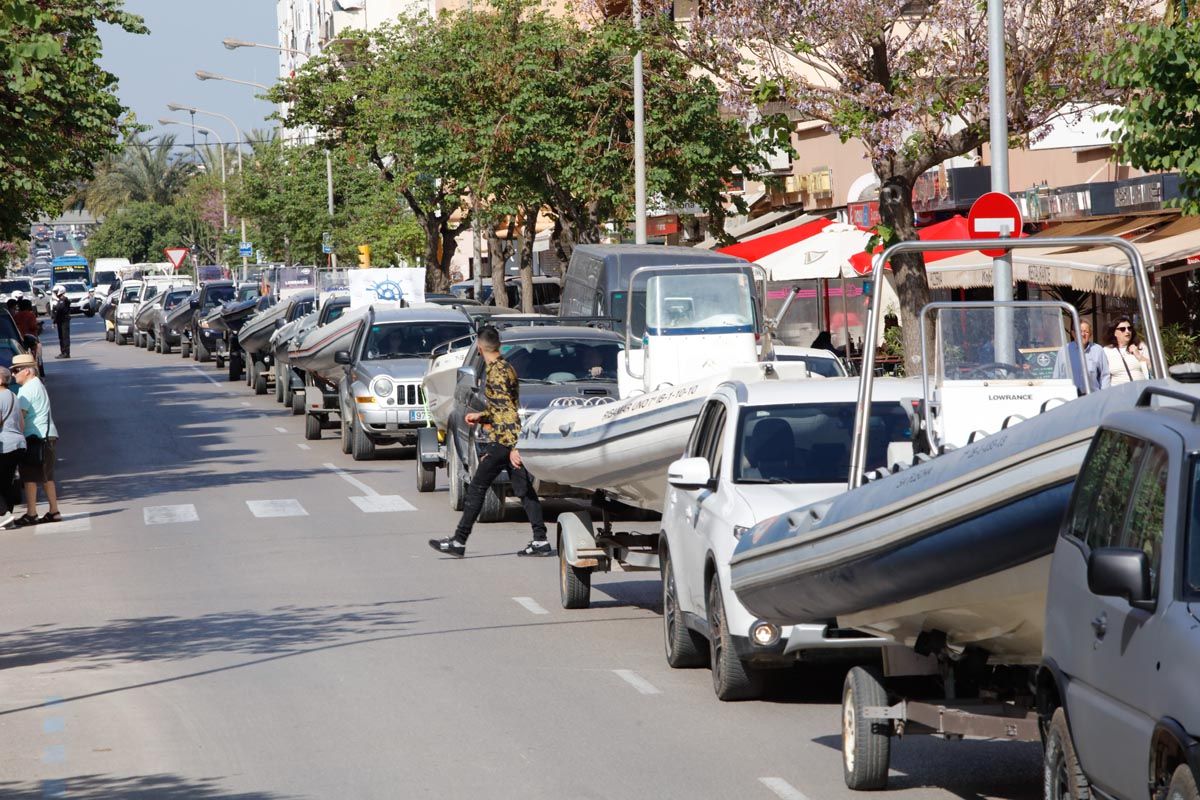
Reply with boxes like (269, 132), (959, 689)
(662, 550), (707, 668)
(196, 338), (211, 363)
(117, 334), (127, 346)
(842, 666), (892, 791)
(706, 578), (764, 701)
(304, 412), (322, 440)
(1044, 708), (1089, 800)
(159, 329), (172, 355)
(1167, 765), (1199, 800)
(227, 352), (242, 381)
(84, 309), (94, 318)
(105, 329), (115, 343)
(447, 436), (465, 511)
(215, 354), (225, 370)
(351, 416), (375, 461)
(340, 406), (353, 455)
(180, 340), (190, 358)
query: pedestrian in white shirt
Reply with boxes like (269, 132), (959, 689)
(1105, 316), (1150, 385)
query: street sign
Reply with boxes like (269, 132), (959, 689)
(968, 192), (1022, 257)
(239, 241), (253, 258)
(164, 247), (189, 271)
(322, 232), (333, 255)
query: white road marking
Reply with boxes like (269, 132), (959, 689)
(240, 401), (251, 407)
(297, 443), (311, 450)
(758, 778), (811, 800)
(324, 462), (376, 496)
(191, 366), (224, 389)
(512, 596), (549, 615)
(612, 669), (661, 695)
(143, 504), (199, 525)
(34, 513), (91, 535)
(246, 499), (308, 518)
(274, 426), (288, 433)
(348, 495), (415, 513)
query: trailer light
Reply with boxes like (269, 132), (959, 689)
(751, 621), (781, 647)
(733, 525), (750, 540)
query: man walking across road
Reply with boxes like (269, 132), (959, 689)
(429, 326), (550, 558)
(51, 285), (70, 359)
(12, 353), (60, 526)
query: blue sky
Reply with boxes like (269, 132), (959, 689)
(99, 0), (279, 151)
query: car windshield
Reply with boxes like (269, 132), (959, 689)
(734, 401), (912, 484)
(120, 286), (140, 302)
(94, 271), (118, 286)
(774, 353), (846, 377)
(325, 305), (346, 324)
(237, 285), (259, 302)
(1187, 457), (1200, 599)
(362, 322), (473, 360)
(500, 339), (622, 384)
(0, 280), (30, 293)
(164, 291), (191, 310)
(142, 285), (159, 301)
(203, 286), (236, 308)
(61, 282), (86, 293)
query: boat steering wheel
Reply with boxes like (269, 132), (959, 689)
(961, 361), (1026, 379)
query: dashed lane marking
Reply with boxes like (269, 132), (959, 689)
(297, 443), (311, 450)
(191, 366), (224, 390)
(612, 669), (661, 695)
(758, 778), (811, 800)
(324, 462), (375, 495)
(34, 513), (91, 534)
(246, 499), (308, 518)
(143, 504), (199, 525)
(348, 495), (415, 513)
(512, 596), (549, 615)
(274, 427), (288, 433)
(240, 401), (251, 407)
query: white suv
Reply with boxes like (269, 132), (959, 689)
(660, 377), (918, 700)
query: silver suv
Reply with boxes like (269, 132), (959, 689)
(1040, 385), (1199, 800)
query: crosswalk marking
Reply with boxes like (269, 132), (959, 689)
(34, 513), (91, 535)
(246, 499), (308, 518)
(143, 504), (198, 525)
(348, 495), (415, 513)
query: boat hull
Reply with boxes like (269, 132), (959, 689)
(237, 304), (289, 357)
(729, 379), (1169, 663)
(287, 306), (367, 383)
(422, 348), (467, 430)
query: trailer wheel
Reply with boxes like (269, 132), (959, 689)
(1044, 708), (1089, 800)
(274, 364), (285, 402)
(304, 412), (322, 440)
(447, 437), (465, 511)
(415, 456), (436, 493)
(215, 354), (225, 370)
(254, 361), (268, 395)
(842, 666), (892, 791)
(1167, 765), (1199, 800)
(228, 352), (243, 381)
(663, 550), (707, 668)
(196, 338), (211, 363)
(558, 530), (591, 609)
(117, 333), (127, 346)
(340, 409), (353, 455)
(180, 340), (190, 358)
(707, 579), (764, 701)
(105, 329), (115, 343)
(351, 417), (375, 461)
(291, 388), (304, 416)
(159, 327), (171, 354)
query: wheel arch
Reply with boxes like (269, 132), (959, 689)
(1150, 718), (1200, 794)
(1036, 658), (1067, 721)
(703, 552), (719, 599)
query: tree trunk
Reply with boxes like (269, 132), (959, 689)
(516, 205), (538, 313)
(486, 221), (512, 308)
(876, 174), (930, 377)
(547, 194), (602, 266)
(421, 214), (441, 291)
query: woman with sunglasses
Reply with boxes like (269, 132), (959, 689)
(1105, 316), (1150, 384)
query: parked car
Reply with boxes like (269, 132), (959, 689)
(337, 307), (475, 461)
(450, 276), (562, 314)
(660, 377), (916, 700)
(768, 344), (849, 377)
(445, 323), (623, 519)
(56, 280), (94, 315)
(186, 280), (239, 362)
(1039, 384), (1200, 800)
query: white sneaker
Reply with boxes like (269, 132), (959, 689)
(0, 512), (17, 529)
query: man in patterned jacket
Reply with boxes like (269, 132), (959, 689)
(429, 326), (550, 558)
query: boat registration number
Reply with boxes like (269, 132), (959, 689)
(409, 409), (429, 422)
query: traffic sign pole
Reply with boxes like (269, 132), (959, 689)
(988, 0), (1014, 361)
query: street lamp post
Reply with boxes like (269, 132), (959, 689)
(161, 118), (228, 266)
(195, 70), (269, 92)
(169, 103), (248, 273)
(632, 0), (647, 245)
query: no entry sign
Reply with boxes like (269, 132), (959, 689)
(968, 192), (1022, 258)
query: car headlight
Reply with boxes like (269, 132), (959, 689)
(373, 378), (393, 398)
(199, 320), (210, 329)
(117, 310), (133, 320)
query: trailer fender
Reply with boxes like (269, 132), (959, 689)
(305, 386), (328, 415)
(558, 511), (603, 569)
(416, 427), (442, 464)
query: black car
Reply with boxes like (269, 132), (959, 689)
(187, 281), (239, 363)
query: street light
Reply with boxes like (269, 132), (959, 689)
(160, 117), (229, 266)
(169, 102), (249, 271)
(223, 38), (307, 56)
(195, 70), (269, 91)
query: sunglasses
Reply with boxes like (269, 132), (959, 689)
(1115, 325), (1132, 332)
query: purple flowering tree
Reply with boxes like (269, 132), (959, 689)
(680, 0), (1150, 370)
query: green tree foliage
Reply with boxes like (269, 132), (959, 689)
(0, 0), (146, 240)
(1097, 20), (1200, 213)
(83, 134), (197, 216)
(85, 201), (196, 264)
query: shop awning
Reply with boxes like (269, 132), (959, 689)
(716, 217), (834, 264)
(696, 210), (824, 250)
(847, 215), (977, 275)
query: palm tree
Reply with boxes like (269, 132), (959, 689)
(82, 134), (196, 215)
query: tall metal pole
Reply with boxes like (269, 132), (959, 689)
(988, 0), (1014, 361)
(326, 149), (338, 269)
(632, 0), (647, 245)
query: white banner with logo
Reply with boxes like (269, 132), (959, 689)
(348, 268), (426, 309)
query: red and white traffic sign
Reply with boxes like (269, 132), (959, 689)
(968, 192), (1023, 257)
(163, 247), (189, 271)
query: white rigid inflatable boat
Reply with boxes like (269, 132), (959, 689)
(288, 304), (369, 383)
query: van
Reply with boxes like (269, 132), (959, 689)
(558, 244), (747, 331)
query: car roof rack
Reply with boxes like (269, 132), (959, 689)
(1136, 385), (1200, 423)
(479, 315), (618, 332)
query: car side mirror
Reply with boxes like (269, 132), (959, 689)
(667, 457), (715, 491)
(457, 364), (476, 383)
(334, 350), (352, 365)
(189, 299), (199, 309)
(1088, 548), (1155, 610)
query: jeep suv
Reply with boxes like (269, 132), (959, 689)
(1040, 384), (1200, 800)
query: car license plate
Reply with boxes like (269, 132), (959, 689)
(409, 409), (429, 422)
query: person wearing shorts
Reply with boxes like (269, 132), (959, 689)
(12, 353), (60, 526)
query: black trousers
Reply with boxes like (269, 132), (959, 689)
(56, 320), (69, 356)
(0, 450), (22, 513)
(454, 441), (547, 543)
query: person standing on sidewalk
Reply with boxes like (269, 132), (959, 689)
(12, 353), (60, 526)
(0, 366), (26, 528)
(429, 326), (550, 558)
(51, 285), (70, 359)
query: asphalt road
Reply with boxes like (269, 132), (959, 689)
(0, 316), (1043, 800)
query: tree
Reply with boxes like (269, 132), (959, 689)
(682, 0), (1150, 371)
(85, 201), (197, 263)
(83, 134), (197, 216)
(0, 0), (146, 240)
(1096, 19), (1200, 213)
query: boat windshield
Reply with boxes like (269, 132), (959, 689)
(645, 272), (754, 335)
(142, 285), (159, 301)
(203, 285), (236, 309)
(362, 322), (473, 360)
(773, 353), (847, 377)
(735, 401), (911, 484)
(120, 286), (141, 303)
(1188, 456), (1200, 600)
(934, 304), (1077, 384)
(501, 339), (622, 384)
(237, 285), (260, 302)
(164, 290), (191, 310)
(325, 305), (346, 325)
